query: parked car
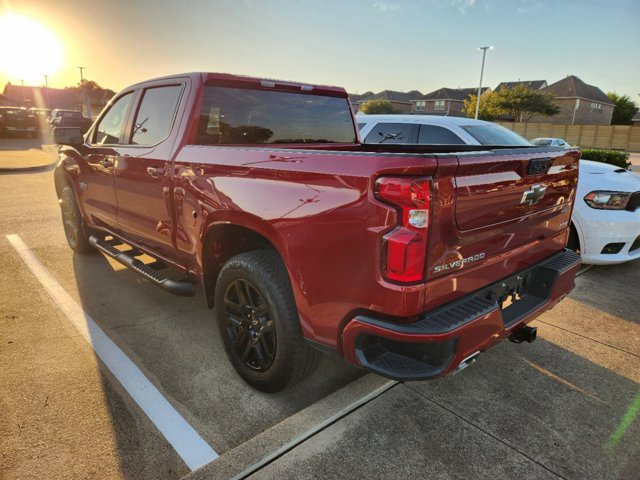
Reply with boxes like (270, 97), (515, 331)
(356, 114), (532, 146)
(29, 107), (51, 118)
(0, 107), (40, 138)
(52, 74), (580, 391)
(531, 137), (572, 148)
(357, 114), (639, 265)
(569, 160), (640, 264)
(49, 109), (92, 133)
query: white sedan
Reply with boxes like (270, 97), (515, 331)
(357, 114), (640, 265)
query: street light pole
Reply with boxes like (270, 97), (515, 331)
(475, 46), (493, 120)
(78, 66), (91, 118)
(44, 75), (50, 109)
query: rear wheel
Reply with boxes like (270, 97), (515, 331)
(214, 250), (317, 392)
(60, 185), (94, 253)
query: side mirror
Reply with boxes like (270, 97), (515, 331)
(53, 127), (84, 146)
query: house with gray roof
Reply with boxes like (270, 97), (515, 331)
(350, 90), (423, 113)
(410, 87), (490, 116)
(529, 75), (613, 125)
(495, 80), (547, 91)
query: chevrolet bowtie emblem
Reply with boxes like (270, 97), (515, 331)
(521, 185), (546, 205)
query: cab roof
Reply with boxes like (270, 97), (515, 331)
(126, 72), (348, 98)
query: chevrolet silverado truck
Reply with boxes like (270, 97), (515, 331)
(53, 72), (581, 392)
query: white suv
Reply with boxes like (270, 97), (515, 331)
(356, 114), (531, 146)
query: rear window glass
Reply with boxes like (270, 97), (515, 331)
(364, 122), (413, 144)
(1, 109), (26, 116)
(418, 125), (466, 144)
(461, 125), (531, 146)
(195, 86), (356, 145)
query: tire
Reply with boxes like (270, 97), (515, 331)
(567, 224), (580, 253)
(214, 250), (317, 392)
(59, 185), (94, 253)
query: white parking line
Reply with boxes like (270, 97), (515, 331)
(6, 234), (219, 470)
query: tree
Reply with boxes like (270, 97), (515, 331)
(463, 92), (503, 120)
(607, 92), (638, 125)
(359, 99), (399, 114)
(493, 84), (559, 122)
(68, 79), (116, 104)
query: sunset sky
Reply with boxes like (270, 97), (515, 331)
(1, 0), (638, 101)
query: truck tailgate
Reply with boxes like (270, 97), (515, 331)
(455, 148), (578, 230)
(428, 147), (579, 281)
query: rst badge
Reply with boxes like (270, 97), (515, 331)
(521, 185), (546, 206)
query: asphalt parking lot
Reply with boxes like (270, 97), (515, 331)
(1, 142), (639, 479)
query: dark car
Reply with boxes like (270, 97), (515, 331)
(29, 107), (51, 119)
(50, 109), (93, 133)
(0, 107), (40, 138)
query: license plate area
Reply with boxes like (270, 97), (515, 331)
(483, 266), (554, 327)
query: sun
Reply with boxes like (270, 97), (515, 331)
(0, 14), (63, 84)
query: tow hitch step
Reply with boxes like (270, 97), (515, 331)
(89, 235), (195, 297)
(509, 325), (537, 343)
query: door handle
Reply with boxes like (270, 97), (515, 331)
(147, 166), (164, 178)
(100, 158), (113, 168)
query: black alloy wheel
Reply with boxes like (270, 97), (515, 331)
(222, 278), (277, 372)
(214, 250), (318, 392)
(60, 185), (94, 253)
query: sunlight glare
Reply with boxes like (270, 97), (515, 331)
(0, 14), (63, 84)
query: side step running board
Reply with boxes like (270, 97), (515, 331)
(89, 235), (195, 297)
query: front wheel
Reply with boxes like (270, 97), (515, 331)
(59, 185), (94, 253)
(214, 250), (317, 392)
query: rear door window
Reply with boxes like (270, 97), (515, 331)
(130, 85), (183, 145)
(195, 86), (356, 145)
(364, 123), (414, 144)
(417, 125), (466, 144)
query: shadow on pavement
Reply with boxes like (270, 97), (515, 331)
(250, 340), (640, 480)
(68, 248), (363, 479)
(0, 133), (52, 151)
(0, 132), (57, 172)
(571, 259), (640, 324)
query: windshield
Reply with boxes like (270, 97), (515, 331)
(1, 109), (27, 116)
(532, 139), (553, 146)
(461, 124), (531, 146)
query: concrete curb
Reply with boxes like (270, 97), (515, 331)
(0, 162), (56, 174)
(183, 375), (397, 480)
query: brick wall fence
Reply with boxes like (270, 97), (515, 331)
(496, 122), (640, 152)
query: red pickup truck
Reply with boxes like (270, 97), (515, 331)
(53, 72), (581, 392)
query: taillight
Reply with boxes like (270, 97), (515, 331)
(375, 177), (430, 283)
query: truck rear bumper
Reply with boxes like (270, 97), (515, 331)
(341, 249), (581, 381)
